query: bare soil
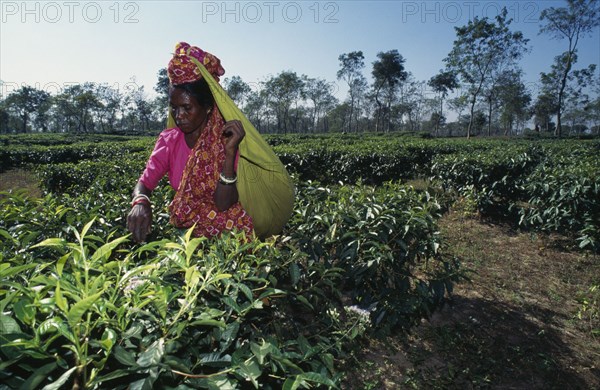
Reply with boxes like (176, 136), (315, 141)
(342, 208), (599, 389)
(0, 169), (42, 198)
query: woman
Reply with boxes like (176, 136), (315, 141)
(127, 42), (294, 242)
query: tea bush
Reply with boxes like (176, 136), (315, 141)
(2, 133), (599, 388)
(1, 176), (453, 388)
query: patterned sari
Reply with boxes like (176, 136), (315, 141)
(166, 45), (294, 239)
(168, 108), (253, 237)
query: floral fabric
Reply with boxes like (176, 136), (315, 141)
(168, 42), (225, 84)
(168, 107), (253, 237)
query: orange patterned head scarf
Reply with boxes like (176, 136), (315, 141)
(167, 42), (225, 84)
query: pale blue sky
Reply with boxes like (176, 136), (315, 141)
(1, 0), (599, 100)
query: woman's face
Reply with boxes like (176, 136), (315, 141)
(170, 88), (209, 135)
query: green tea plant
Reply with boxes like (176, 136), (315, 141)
(286, 181), (460, 333)
(34, 155), (148, 195)
(575, 284), (600, 337)
(1, 221), (345, 389)
(5, 132), (598, 387)
(517, 155), (600, 251)
(430, 145), (542, 216)
(0, 138), (153, 173)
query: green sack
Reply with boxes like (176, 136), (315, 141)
(168, 58), (295, 238)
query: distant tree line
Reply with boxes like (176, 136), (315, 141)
(0, 81), (163, 135)
(1, 0), (598, 137)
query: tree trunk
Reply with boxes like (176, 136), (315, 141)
(374, 100), (382, 132)
(21, 113), (28, 133)
(348, 95), (355, 132)
(487, 96), (493, 137)
(435, 96), (444, 137)
(556, 50), (574, 138)
(467, 95), (476, 139)
(386, 100), (392, 132)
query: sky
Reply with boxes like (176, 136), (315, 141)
(1, 0), (599, 101)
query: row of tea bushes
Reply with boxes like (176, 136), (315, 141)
(430, 142), (600, 251)
(27, 135), (600, 251)
(1, 177), (455, 388)
(0, 140), (153, 173)
(517, 155), (600, 250)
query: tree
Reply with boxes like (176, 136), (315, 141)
(496, 70), (531, 135)
(154, 68), (170, 120)
(52, 84), (103, 133)
(482, 70), (503, 136)
(223, 76), (251, 109)
(263, 71), (305, 133)
(325, 102), (350, 132)
(533, 93), (557, 133)
(444, 8), (529, 138)
(447, 95), (470, 136)
(337, 51), (365, 132)
(563, 64), (597, 134)
(397, 77), (428, 132)
(426, 112), (446, 134)
(0, 98), (10, 133)
(32, 94), (53, 133)
(245, 89), (270, 133)
(3, 86), (51, 132)
(469, 110), (487, 136)
(539, 52), (597, 135)
(586, 74), (600, 134)
(427, 71), (459, 136)
(73, 83), (102, 132)
(304, 78), (337, 132)
(349, 75), (368, 132)
(52, 83), (103, 133)
(94, 84), (123, 133)
(539, 0), (600, 137)
(125, 86), (155, 132)
(371, 50), (408, 132)
(587, 97), (600, 135)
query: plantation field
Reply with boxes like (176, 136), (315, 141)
(1, 133), (599, 388)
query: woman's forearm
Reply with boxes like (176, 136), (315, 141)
(214, 151), (238, 211)
(133, 181), (152, 199)
(128, 180), (154, 243)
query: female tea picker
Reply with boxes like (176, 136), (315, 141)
(127, 42), (294, 242)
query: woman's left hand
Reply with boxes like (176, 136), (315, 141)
(222, 120), (245, 155)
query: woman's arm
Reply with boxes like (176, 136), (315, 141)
(214, 151), (239, 211)
(214, 120), (245, 211)
(127, 181), (153, 242)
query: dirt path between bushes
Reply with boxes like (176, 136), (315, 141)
(343, 208), (599, 389)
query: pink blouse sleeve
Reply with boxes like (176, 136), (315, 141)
(139, 133), (170, 191)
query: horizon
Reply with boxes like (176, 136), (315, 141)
(1, 1), (599, 103)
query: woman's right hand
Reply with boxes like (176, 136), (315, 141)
(127, 203), (152, 243)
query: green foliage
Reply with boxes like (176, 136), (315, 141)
(0, 218), (348, 388)
(286, 181), (459, 332)
(576, 284), (600, 337)
(429, 140), (600, 252)
(1, 176), (453, 388)
(431, 144), (542, 216)
(9, 135), (600, 254)
(2, 132), (599, 388)
(0, 136), (152, 173)
(35, 156), (148, 195)
(518, 154), (600, 251)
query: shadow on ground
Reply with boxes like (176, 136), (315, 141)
(406, 293), (598, 389)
